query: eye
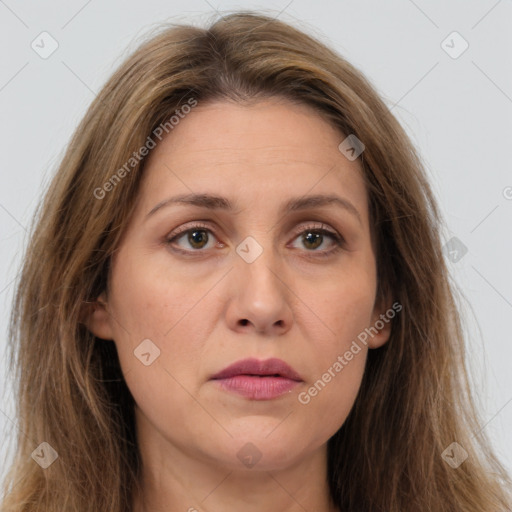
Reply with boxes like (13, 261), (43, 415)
(165, 222), (220, 252)
(165, 222), (344, 256)
(289, 223), (344, 256)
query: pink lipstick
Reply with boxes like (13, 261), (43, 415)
(210, 357), (303, 400)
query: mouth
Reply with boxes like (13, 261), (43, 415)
(210, 357), (303, 400)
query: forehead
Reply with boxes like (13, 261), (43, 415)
(137, 97), (368, 221)
(149, 97), (345, 164)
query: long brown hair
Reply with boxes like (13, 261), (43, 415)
(2, 11), (511, 512)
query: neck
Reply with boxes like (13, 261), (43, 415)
(132, 414), (338, 512)
(133, 468), (338, 512)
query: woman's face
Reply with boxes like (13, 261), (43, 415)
(90, 97), (390, 472)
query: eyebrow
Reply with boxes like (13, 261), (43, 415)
(146, 193), (362, 225)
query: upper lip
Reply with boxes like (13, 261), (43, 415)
(210, 357), (303, 381)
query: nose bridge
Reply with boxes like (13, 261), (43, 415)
(235, 233), (283, 300)
(228, 233), (292, 332)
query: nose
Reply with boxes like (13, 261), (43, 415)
(225, 245), (293, 337)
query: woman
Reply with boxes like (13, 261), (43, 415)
(2, 11), (511, 512)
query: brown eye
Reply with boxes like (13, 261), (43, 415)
(289, 224), (344, 256)
(301, 231), (323, 250)
(166, 223), (218, 252)
(186, 229), (209, 249)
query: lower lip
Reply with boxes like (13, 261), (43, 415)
(212, 375), (300, 400)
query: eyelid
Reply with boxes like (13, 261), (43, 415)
(167, 220), (340, 238)
(166, 221), (213, 239)
(289, 222), (340, 239)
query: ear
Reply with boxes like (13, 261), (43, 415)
(367, 293), (395, 349)
(80, 292), (115, 340)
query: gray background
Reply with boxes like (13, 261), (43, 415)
(1, 0), (511, 486)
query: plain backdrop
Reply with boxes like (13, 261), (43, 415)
(1, 0), (511, 487)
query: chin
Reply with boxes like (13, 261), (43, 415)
(201, 427), (318, 472)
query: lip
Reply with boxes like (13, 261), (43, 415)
(210, 357), (303, 400)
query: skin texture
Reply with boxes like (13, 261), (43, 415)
(87, 97), (391, 512)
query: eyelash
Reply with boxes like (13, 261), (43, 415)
(165, 222), (345, 258)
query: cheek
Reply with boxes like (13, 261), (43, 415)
(105, 255), (217, 448)
(279, 269), (375, 444)
(297, 350), (366, 445)
(106, 250), (210, 391)
(299, 271), (375, 413)
(307, 263), (376, 356)
(108, 247), (206, 340)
